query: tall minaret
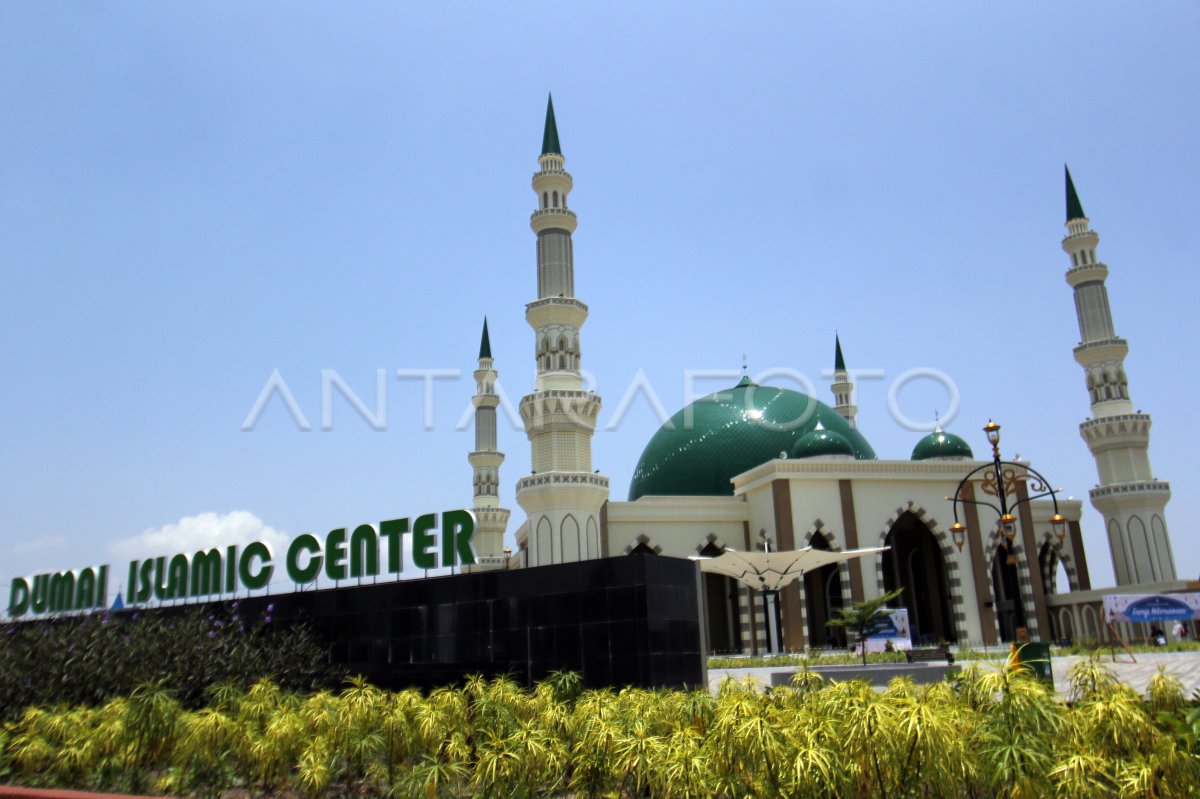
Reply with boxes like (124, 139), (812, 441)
(468, 318), (510, 570)
(831, 334), (857, 428)
(515, 94), (609, 567)
(1062, 167), (1175, 585)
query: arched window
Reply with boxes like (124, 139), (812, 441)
(542, 192), (548, 209)
(552, 190), (559, 208)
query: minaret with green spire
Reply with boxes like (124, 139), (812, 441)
(830, 334), (857, 428)
(468, 317), (510, 570)
(516, 95), (609, 568)
(1062, 168), (1175, 585)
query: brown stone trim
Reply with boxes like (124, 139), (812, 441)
(838, 479), (865, 603)
(742, 520), (757, 655)
(771, 480), (806, 651)
(1015, 481), (1051, 639)
(599, 502), (609, 558)
(1069, 520), (1091, 590)
(964, 482), (998, 646)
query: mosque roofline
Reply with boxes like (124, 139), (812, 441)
(729, 456), (1038, 495)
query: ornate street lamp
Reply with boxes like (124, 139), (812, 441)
(947, 420), (1067, 556)
(947, 421), (1067, 642)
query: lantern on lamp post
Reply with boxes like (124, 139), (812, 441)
(947, 420), (1068, 637)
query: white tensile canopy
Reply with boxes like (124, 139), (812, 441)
(690, 545), (889, 593)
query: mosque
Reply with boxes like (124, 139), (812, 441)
(464, 97), (1187, 653)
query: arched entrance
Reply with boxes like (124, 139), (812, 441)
(882, 512), (954, 644)
(803, 532), (845, 647)
(698, 541), (741, 653)
(1039, 541), (1060, 642)
(991, 546), (1026, 643)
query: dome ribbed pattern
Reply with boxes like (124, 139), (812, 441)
(792, 426), (856, 459)
(628, 381), (876, 500)
(911, 430), (973, 460)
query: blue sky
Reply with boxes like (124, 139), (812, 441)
(2, 3), (1197, 607)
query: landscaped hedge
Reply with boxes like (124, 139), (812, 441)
(0, 604), (327, 717)
(1, 661), (1198, 798)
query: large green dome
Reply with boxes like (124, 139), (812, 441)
(628, 377), (876, 500)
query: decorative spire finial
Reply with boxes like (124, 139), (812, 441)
(479, 317), (492, 360)
(834, 333), (846, 372)
(541, 93), (561, 156)
(1065, 164), (1086, 222)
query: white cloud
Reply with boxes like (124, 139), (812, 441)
(110, 511), (290, 560)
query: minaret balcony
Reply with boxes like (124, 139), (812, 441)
(1065, 262), (1109, 288)
(1089, 480), (1171, 503)
(1072, 337), (1128, 365)
(1061, 230), (1099, 248)
(520, 390), (602, 429)
(530, 207), (578, 234)
(471, 507), (511, 526)
(472, 392), (500, 409)
(530, 207), (576, 220)
(527, 296), (589, 328)
(516, 471), (610, 494)
(1079, 412), (1151, 444)
(469, 450), (506, 469)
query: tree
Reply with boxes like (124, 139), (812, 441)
(826, 588), (905, 665)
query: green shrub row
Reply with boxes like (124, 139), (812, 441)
(0, 605), (328, 717)
(708, 640), (1200, 670)
(2, 660), (1198, 798)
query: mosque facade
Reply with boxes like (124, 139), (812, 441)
(467, 98), (1189, 652)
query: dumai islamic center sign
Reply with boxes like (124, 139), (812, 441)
(7, 510), (476, 619)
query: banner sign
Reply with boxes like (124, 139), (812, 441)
(7, 510), (476, 620)
(861, 607), (912, 654)
(1102, 593), (1200, 624)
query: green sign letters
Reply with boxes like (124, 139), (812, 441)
(7, 509), (476, 619)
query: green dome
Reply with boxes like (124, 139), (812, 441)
(628, 378), (876, 500)
(911, 427), (973, 460)
(792, 423), (856, 459)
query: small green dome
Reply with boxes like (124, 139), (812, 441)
(792, 423), (856, 459)
(911, 427), (973, 460)
(628, 379), (876, 500)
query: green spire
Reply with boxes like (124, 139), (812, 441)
(541, 93), (561, 155)
(478, 317), (492, 360)
(834, 334), (846, 372)
(1065, 165), (1086, 222)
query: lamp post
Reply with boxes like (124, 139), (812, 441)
(947, 420), (1067, 641)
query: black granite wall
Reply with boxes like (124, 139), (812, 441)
(231, 554), (705, 691)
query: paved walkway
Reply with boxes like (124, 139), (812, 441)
(708, 651), (1200, 699)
